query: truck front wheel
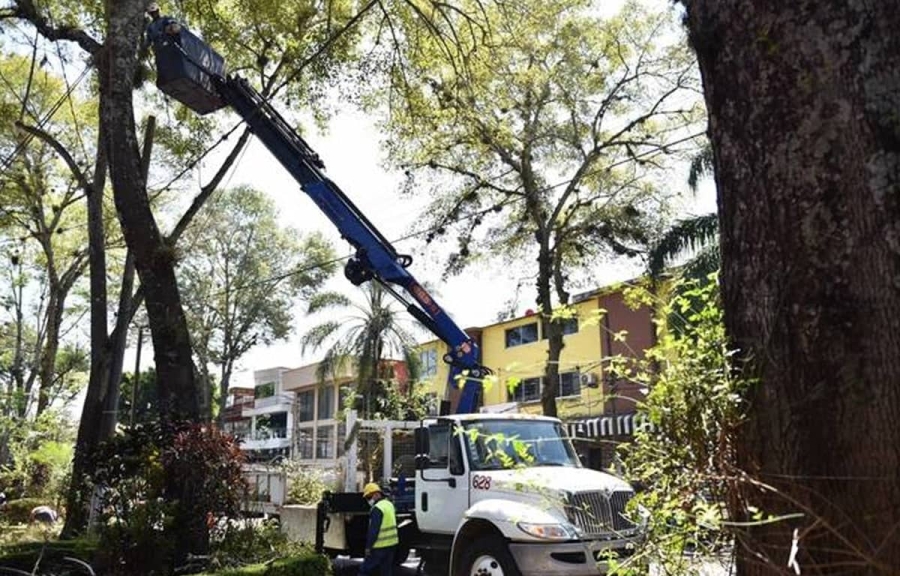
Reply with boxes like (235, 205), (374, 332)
(457, 535), (521, 576)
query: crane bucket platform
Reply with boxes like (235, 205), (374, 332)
(152, 25), (227, 114)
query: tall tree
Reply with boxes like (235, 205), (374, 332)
(0, 54), (93, 419)
(683, 1), (900, 573)
(179, 185), (335, 421)
(301, 283), (420, 416)
(380, 0), (702, 415)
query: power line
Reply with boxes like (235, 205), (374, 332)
(198, 129), (703, 298)
(0, 64), (91, 177)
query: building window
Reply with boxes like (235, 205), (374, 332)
(506, 373), (580, 402)
(541, 318), (579, 338)
(505, 323), (539, 348)
(508, 377), (542, 403)
(296, 428), (313, 459)
(318, 386), (335, 420)
(316, 425), (334, 459)
(419, 348), (438, 378)
(255, 381), (276, 399)
(297, 390), (314, 422)
(558, 371), (581, 397)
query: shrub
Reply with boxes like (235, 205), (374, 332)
(282, 462), (326, 505)
(201, 548), (332, 576)
(606, 276), (748, 575)
(88, 422), (248, 575)
(1, 498), (48, 524)
(210, 518), (287, 568)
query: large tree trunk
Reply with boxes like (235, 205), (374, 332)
(538, 243), (563, 417)
(102, 1), (199, 423)
(102, 3), (207, 560)
(62, 129), (109, 539)
(684, 2), (900, 573)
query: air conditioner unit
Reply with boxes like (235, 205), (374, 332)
(580, 373), (599, 388)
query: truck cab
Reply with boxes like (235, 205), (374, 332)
(415, 413), (642, 576)
(317, 413), (643, 576)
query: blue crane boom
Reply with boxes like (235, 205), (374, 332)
(149, 20), (488, 414)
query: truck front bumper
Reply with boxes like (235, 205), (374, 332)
(508, 538), (638, 576)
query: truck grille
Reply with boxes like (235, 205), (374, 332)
(566, 490), (636, 537)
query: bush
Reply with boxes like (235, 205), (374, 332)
(201, 549), (332, 576)
(2, 498), (48, 524)
(88, 422), (248, 575)
(607, 277), (746, 575)
(210, 518), (287, 568)
(282, 463), (326, 505)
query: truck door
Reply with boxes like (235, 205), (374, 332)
(416, 420), (469, 534)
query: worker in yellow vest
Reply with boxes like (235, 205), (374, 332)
(359, 482), (399, 576)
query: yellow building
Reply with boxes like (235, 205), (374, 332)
(415, 280), (655, 421)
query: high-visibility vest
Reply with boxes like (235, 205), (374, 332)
(373, 498), (399, 549)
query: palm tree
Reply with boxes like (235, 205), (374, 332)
(300, 283), (421, 418)
(647, 212), (719, 281)
(648, 143), (719, 281)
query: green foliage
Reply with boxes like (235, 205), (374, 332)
(607, 276), (749, 574)
(180, 185), (336, 418)
(302, 283), (422, 418)
(199, 547), (332, 576)
(373, 0), (702, 415)
(0, 410), (75, 503)
(209, 519), (288, 570)
(88, 423), (248, 575)
(1, 497), (48, 524)
(647, 213), (719, 279)
(281, 463), (327, 505)
(118, 368), (160, 426)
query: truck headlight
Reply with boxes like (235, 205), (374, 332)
(516, 522), (576, 541)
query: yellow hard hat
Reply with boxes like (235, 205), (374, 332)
(362, 482), (382, 498)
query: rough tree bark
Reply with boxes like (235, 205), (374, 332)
(102, 1), (198, 423)
(684, 1), (900, 573)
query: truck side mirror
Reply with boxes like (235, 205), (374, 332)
(414, 426), (430, 470)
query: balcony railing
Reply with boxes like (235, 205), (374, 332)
(250, 427), (288, 441)
(251, 394), (293, 410)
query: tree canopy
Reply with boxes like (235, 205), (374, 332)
(378, 0), (703, 414)
(179, 185), (336, 420)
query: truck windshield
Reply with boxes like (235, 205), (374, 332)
(462, 420), (581, 470)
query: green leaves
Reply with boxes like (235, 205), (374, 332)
(179, 185), (336, 394)
(609, 277), (752, 573)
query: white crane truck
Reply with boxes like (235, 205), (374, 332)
(315, 413), (643, 576)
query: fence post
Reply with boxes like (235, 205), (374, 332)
(383, 424), (393, 483)
(346, 410), (358, 492)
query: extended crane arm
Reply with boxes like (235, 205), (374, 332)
(150, 23), (488, 413)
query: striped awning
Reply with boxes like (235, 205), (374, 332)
(565, 412), (653, 438)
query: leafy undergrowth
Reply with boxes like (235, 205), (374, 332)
(196, 553), (333, 576)
(0, 536), (98, 574)
(0, 527), (331, 576)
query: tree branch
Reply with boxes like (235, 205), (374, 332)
(15, 121), (96, 198)
(11, 0), (102, 55)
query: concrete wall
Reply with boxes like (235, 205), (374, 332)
(280, 505), (318, 544)
(281, 505), (350, 550)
